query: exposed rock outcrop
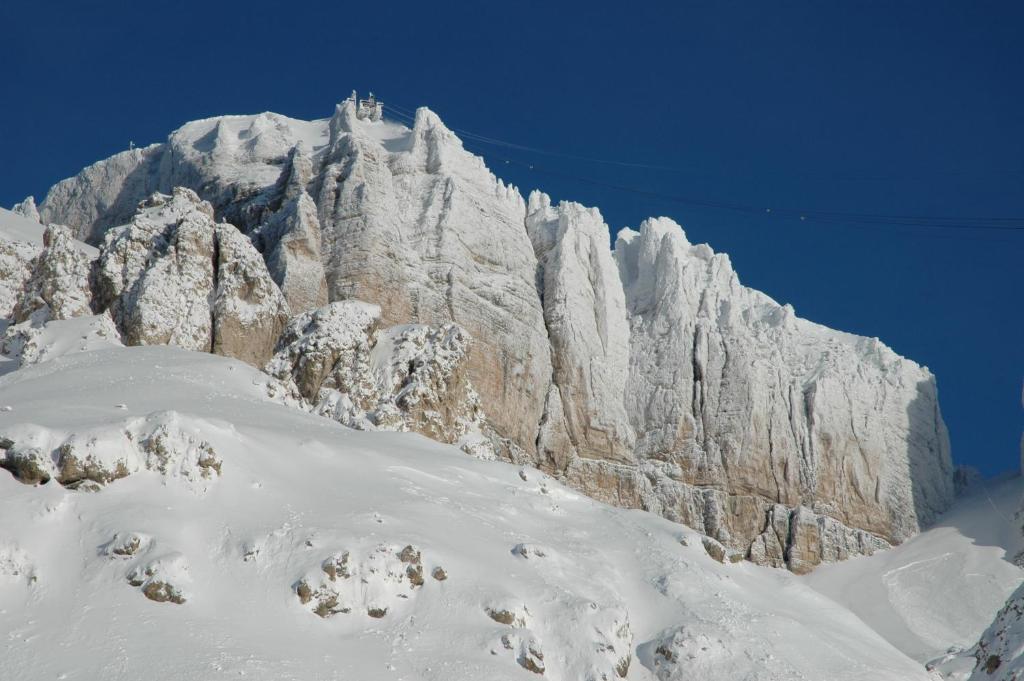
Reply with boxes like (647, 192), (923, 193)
(0, 411), (222, 490)
(966, 554), (1024, 680)
(0, 239), (38, 320)
(12, 225), (92, 324)
(961, 392), (1024, 680)
(265, 301), (488, 452)
(93, 188), (289, 366)
(252, 191), (329, 315)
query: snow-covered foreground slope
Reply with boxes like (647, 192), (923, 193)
(804, 476), (1024, 666)
(0, 339), (935, 681)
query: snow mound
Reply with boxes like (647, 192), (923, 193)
(1, 313), (122, 373)
(0, 410), (223, 490)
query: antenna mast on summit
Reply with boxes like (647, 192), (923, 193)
(351, 90), (384, 121)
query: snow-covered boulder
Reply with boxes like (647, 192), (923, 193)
(0, 410), (222, 490)
(127, 552), (191, 605)
(293, 543), (431, 619)
(94, 188), (288, 366)
(265, 300), (380, 404)
(1, 313), (122, 370)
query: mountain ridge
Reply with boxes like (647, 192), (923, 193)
(21, 97), (954, 572)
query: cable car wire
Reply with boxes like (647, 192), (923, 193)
(378, 105), (1024, 232)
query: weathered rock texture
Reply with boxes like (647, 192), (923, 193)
(526, 192), (635, 467)
(266, 300), (488, 453)
(37, 99), (956, 571)
(13, 225), (93, 324)
(93, 188), (289, 366)
(252, 190), (329, 315)
(0, 238), (38, 320)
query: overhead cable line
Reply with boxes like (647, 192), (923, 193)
(384, 101), (1024, 182)
(379, 106), (1024, 232)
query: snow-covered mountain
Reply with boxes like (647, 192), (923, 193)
(1, 96), (1015, 680)
(30, 98), (953, 573)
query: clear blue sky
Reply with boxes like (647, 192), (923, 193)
(2, 1), (1021, 475)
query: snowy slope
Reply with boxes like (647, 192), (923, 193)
(0, 330), (935, 681)
(0, 206), (97, 255)
(804, 476), (1024, 665)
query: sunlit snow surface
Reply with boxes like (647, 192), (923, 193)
(805, 475), (1023, 664)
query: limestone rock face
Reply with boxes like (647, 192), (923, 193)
(42, 103), (551, 462)
(266, 301), (488, 452)
(310, 104), (549, 460)
(211, 222), (291, 366)
(605, 218), (952, 566)
(253, 192), (329, 315)
(40, 145), (164, 243)
(526, 192), (635, 465)
(13, 225), (93, 324)
(94, 188), (288, 365)
(37, 100), (956, 572)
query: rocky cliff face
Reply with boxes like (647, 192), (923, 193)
(604, 218), (951, 568)
(13, 224), (93, 324)
(32, 98), (955, 571)
(93, 188), (289, 366)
